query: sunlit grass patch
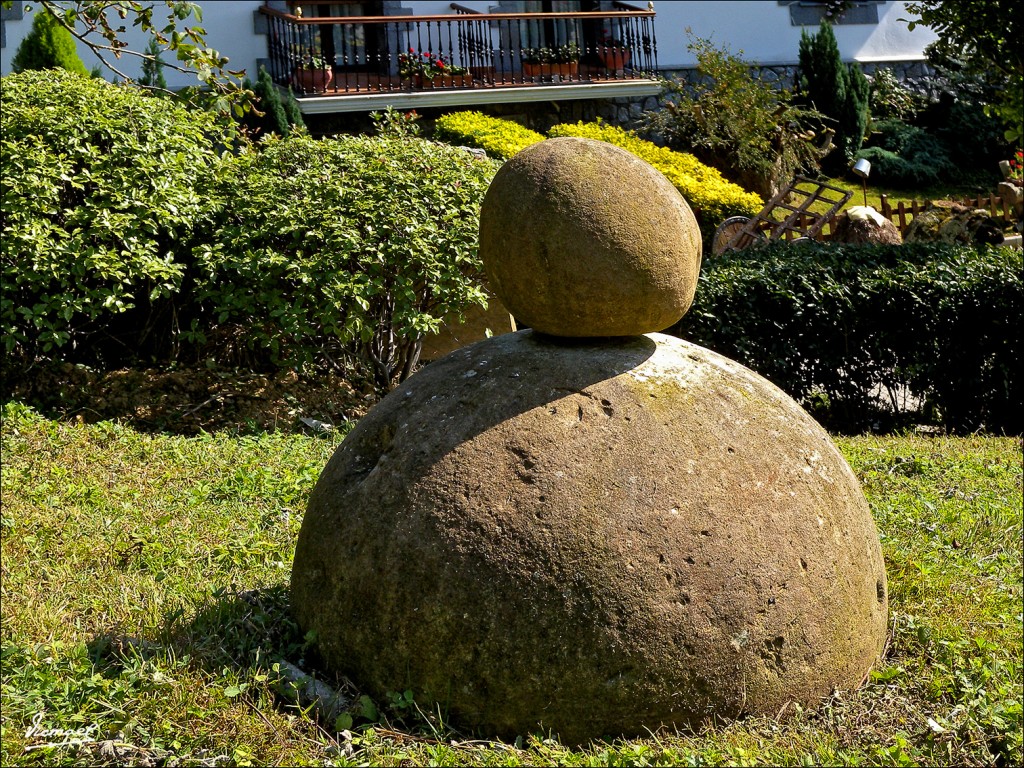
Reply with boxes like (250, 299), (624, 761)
(1, 404), (1020, 766)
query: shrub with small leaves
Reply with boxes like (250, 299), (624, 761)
(0, 69), (226, 361)
(676, 241), (1022, 434)
(433, 110), (545, 160)
(193, 133), (500, 388)
(547, 120), (763, 243)
(868, 68), (920, 122)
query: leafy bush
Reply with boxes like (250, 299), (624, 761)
(868, 68), (921, 122)
(1, 69), (226, 360)
(193, 133), (499, 388)
(798, 20), (870, 175)
(433, 111), (544, 160)
(547, 120), (763, 243)
(675, 242), (1022, 434)
(11, 9), (89, 76)
(643, 35), (830, 199)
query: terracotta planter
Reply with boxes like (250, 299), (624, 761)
(599, 47), (631, 72)
(292, 67), (333, 93)
(523, 61), (579, 80)
(413, 73), (473, 89)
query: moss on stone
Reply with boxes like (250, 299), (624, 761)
(291, 331), (888, 744)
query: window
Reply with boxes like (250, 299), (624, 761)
(777, 1), (884, 26)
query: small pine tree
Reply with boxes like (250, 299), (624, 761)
(244, 66), (302, 137)
(798, 20), (869, 174)
(842, 62), (870, 166)
(283, 87), (306, 132)
(139, 37), (169, 90)
(11, 10), (90, 76)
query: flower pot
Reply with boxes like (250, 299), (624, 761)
(292, 67), (333, 93)
(523, 61), (578, 80)
(414, 73), (472, 89)
(599, 47), (631, 72)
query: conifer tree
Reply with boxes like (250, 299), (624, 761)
(12, 9), (90, 76)
(242, 66), (304, 137)
(139, 37), (169, 90)
(798, 20), (870, 174)
(283, 87), (306, 132)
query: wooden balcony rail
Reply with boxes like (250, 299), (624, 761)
(259, 1), (659, 97)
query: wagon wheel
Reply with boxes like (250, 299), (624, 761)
(712, 216), (766, 255)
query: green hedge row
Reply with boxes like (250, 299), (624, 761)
(674, 242), (1022, 434)
(433, 110), (545, 160)
(1, 70), (499, 388)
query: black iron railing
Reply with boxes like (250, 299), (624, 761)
(260, 1), (658, 96)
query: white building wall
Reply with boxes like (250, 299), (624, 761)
(650, 1), (937, 68)
(1, 1), (937, 82)
(1, 1), (266, 86)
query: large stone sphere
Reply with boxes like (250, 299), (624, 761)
(291, 331), (888, 744)
(478, 138), (702, 337)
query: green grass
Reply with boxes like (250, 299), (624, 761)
(794, 176), (1004, 220)
(2, 401), (1021, 766)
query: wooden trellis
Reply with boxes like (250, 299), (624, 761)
(712, 176), (853, 255)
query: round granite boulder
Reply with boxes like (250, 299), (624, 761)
(478, 137), (702, 337)
(291, 331), (888, 744)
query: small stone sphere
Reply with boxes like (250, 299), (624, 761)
(478, 137), (702, 337)
(291, 331), (888, 744)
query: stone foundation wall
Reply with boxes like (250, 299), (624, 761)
(457, 59), (936, 135)
(605, 59), (937, 130)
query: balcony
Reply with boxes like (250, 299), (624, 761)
(259, 1), (661, 113)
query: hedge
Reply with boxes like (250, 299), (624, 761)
(0, 69), (225, 361)
(193, 133), (499, 387)
(1, 71), (500, 389)
(547, 120), (763, 234)
(674, 242), (1022, 434)
(433, 111), (763, 244)
(433, 111), (545, 161)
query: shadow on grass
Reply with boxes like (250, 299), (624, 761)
(82, 583), (356, 728)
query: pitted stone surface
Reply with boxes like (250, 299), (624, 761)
(291, 331), (888, 743)
(478, 137), (702, 337)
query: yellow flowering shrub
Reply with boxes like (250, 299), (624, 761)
(433, 111), (764, 243)
(434, 111), (545, 160)
(547, 121), (764, 228)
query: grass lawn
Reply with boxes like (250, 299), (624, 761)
(1, 401), (1021, 766)
(793, 176), (1007, 222)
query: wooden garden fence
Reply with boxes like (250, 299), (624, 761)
(779, 191), (1018, 241)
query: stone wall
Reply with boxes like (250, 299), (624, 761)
(469, 59), (936, 134)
